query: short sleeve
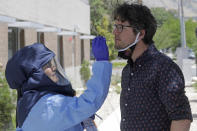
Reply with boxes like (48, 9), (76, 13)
(157, 61), (193, 121)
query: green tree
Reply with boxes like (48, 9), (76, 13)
(89, 0), (124, 35)
(185, 19), (197, 53)
(154, 17), (197, 53)
(154, 18), (180, 51)
(96, 16), (118, 60)
(0, 67), (16, 130)
(151, 8), (177, 27)
(80, 60), (90, 87)
(89, 0), (106, 35)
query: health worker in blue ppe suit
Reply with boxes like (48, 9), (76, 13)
(5, 36), (112, 131)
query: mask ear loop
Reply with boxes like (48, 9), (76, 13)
(117, 32), (141, 52)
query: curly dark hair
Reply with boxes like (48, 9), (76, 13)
(113, 3), (157, 45)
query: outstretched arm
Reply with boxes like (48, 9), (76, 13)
(21, 36), (112, 131)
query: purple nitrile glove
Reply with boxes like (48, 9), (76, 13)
(92, 36), (109, 61)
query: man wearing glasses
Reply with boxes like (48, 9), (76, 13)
(113, 3), (192, 131)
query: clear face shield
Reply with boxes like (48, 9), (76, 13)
(42, 57), (71, 86)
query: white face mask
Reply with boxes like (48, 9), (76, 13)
(117, 32), (141, 52)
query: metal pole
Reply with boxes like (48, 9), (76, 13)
(196, 58), (197, 76)
(177, 0), (187, 70)
(178, 0), (187, 48)
(195, 28), (197, 76)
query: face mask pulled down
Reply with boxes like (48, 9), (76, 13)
(117, 32), (140, 59)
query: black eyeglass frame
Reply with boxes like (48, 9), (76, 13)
(113, 24), (133, 33)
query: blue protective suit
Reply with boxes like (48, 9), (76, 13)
(5, 43), (112, 131)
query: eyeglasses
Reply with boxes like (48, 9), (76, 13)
(113, 24), (132, 33)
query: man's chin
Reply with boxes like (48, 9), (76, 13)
(114, 44), (123, 50)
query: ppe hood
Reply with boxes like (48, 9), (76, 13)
(5, 43), (75, 96)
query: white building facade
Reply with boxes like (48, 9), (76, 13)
(0, 0), (93, 71)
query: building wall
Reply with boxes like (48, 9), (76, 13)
(0, 0), (91, 71)
(24, 28), (37, 46)
(0, 0), (90, 34)
(44, 32), (58, 55)
(63, 36), (73, 68)
(0, 22), (8, 68)
(83, 39), (90, 61)
(74, 36), (81, 66)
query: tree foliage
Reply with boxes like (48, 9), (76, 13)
(152, 7), (197, 54)
(0, 67), (16, 130)
(89, 0), (124, 60)
(80, 60), (90, 87)
(154, 18), (181, 52)
(96, 16), (117, 60)
(185, 19), (197, 54)
(151, 8), (177, 27)
(89, 0), (106, 35)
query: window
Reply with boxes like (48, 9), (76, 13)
(81, 39), (85, 63)
(37, 32), (44, 44)
(8, 28), (24, 59)
(57, 36), (64, 68)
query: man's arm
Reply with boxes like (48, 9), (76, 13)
(157, 61), (193, 130)
(171, 119), (191, 131)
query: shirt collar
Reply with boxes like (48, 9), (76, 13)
(127, 44), (159, 66)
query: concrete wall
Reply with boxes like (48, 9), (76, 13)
(63, 36), (73, 68)
(24, 28), (37, 46)
(44, 32), (58, 54)
(0, 0), (90, 34)
(74, 36), (81, 66)
(83, 39), (90, 61)
(0, 22), (8, 68)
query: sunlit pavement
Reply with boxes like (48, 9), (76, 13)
(186, 86), (197, 131)
(98, 107), (121, 131)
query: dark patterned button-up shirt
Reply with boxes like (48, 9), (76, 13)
(120, 44), (192, 131)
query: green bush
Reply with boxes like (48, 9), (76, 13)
(111, 74), (122, 94)
(111, 74), (121, 86)
(192, 82), (197, 92)
(0, 68), (16, 131)
(80, 60), (91, 87)
(112, 62), (127, 68)
(114, 85), (121, 94)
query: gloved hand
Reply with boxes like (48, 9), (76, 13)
(92, 36), (109, 61)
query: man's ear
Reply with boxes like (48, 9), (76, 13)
(139, 30), (145, 39)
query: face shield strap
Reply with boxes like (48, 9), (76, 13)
(117, 32), (140, 52)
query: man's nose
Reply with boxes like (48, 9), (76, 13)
(113, 29), (118, 35)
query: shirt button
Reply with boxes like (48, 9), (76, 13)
(122, 118), (125, 121)
(128, 88), (130, 91)
(139, 65), (141, 67)
(125, 103), (128, 106)
(131, 73), (134, 76)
